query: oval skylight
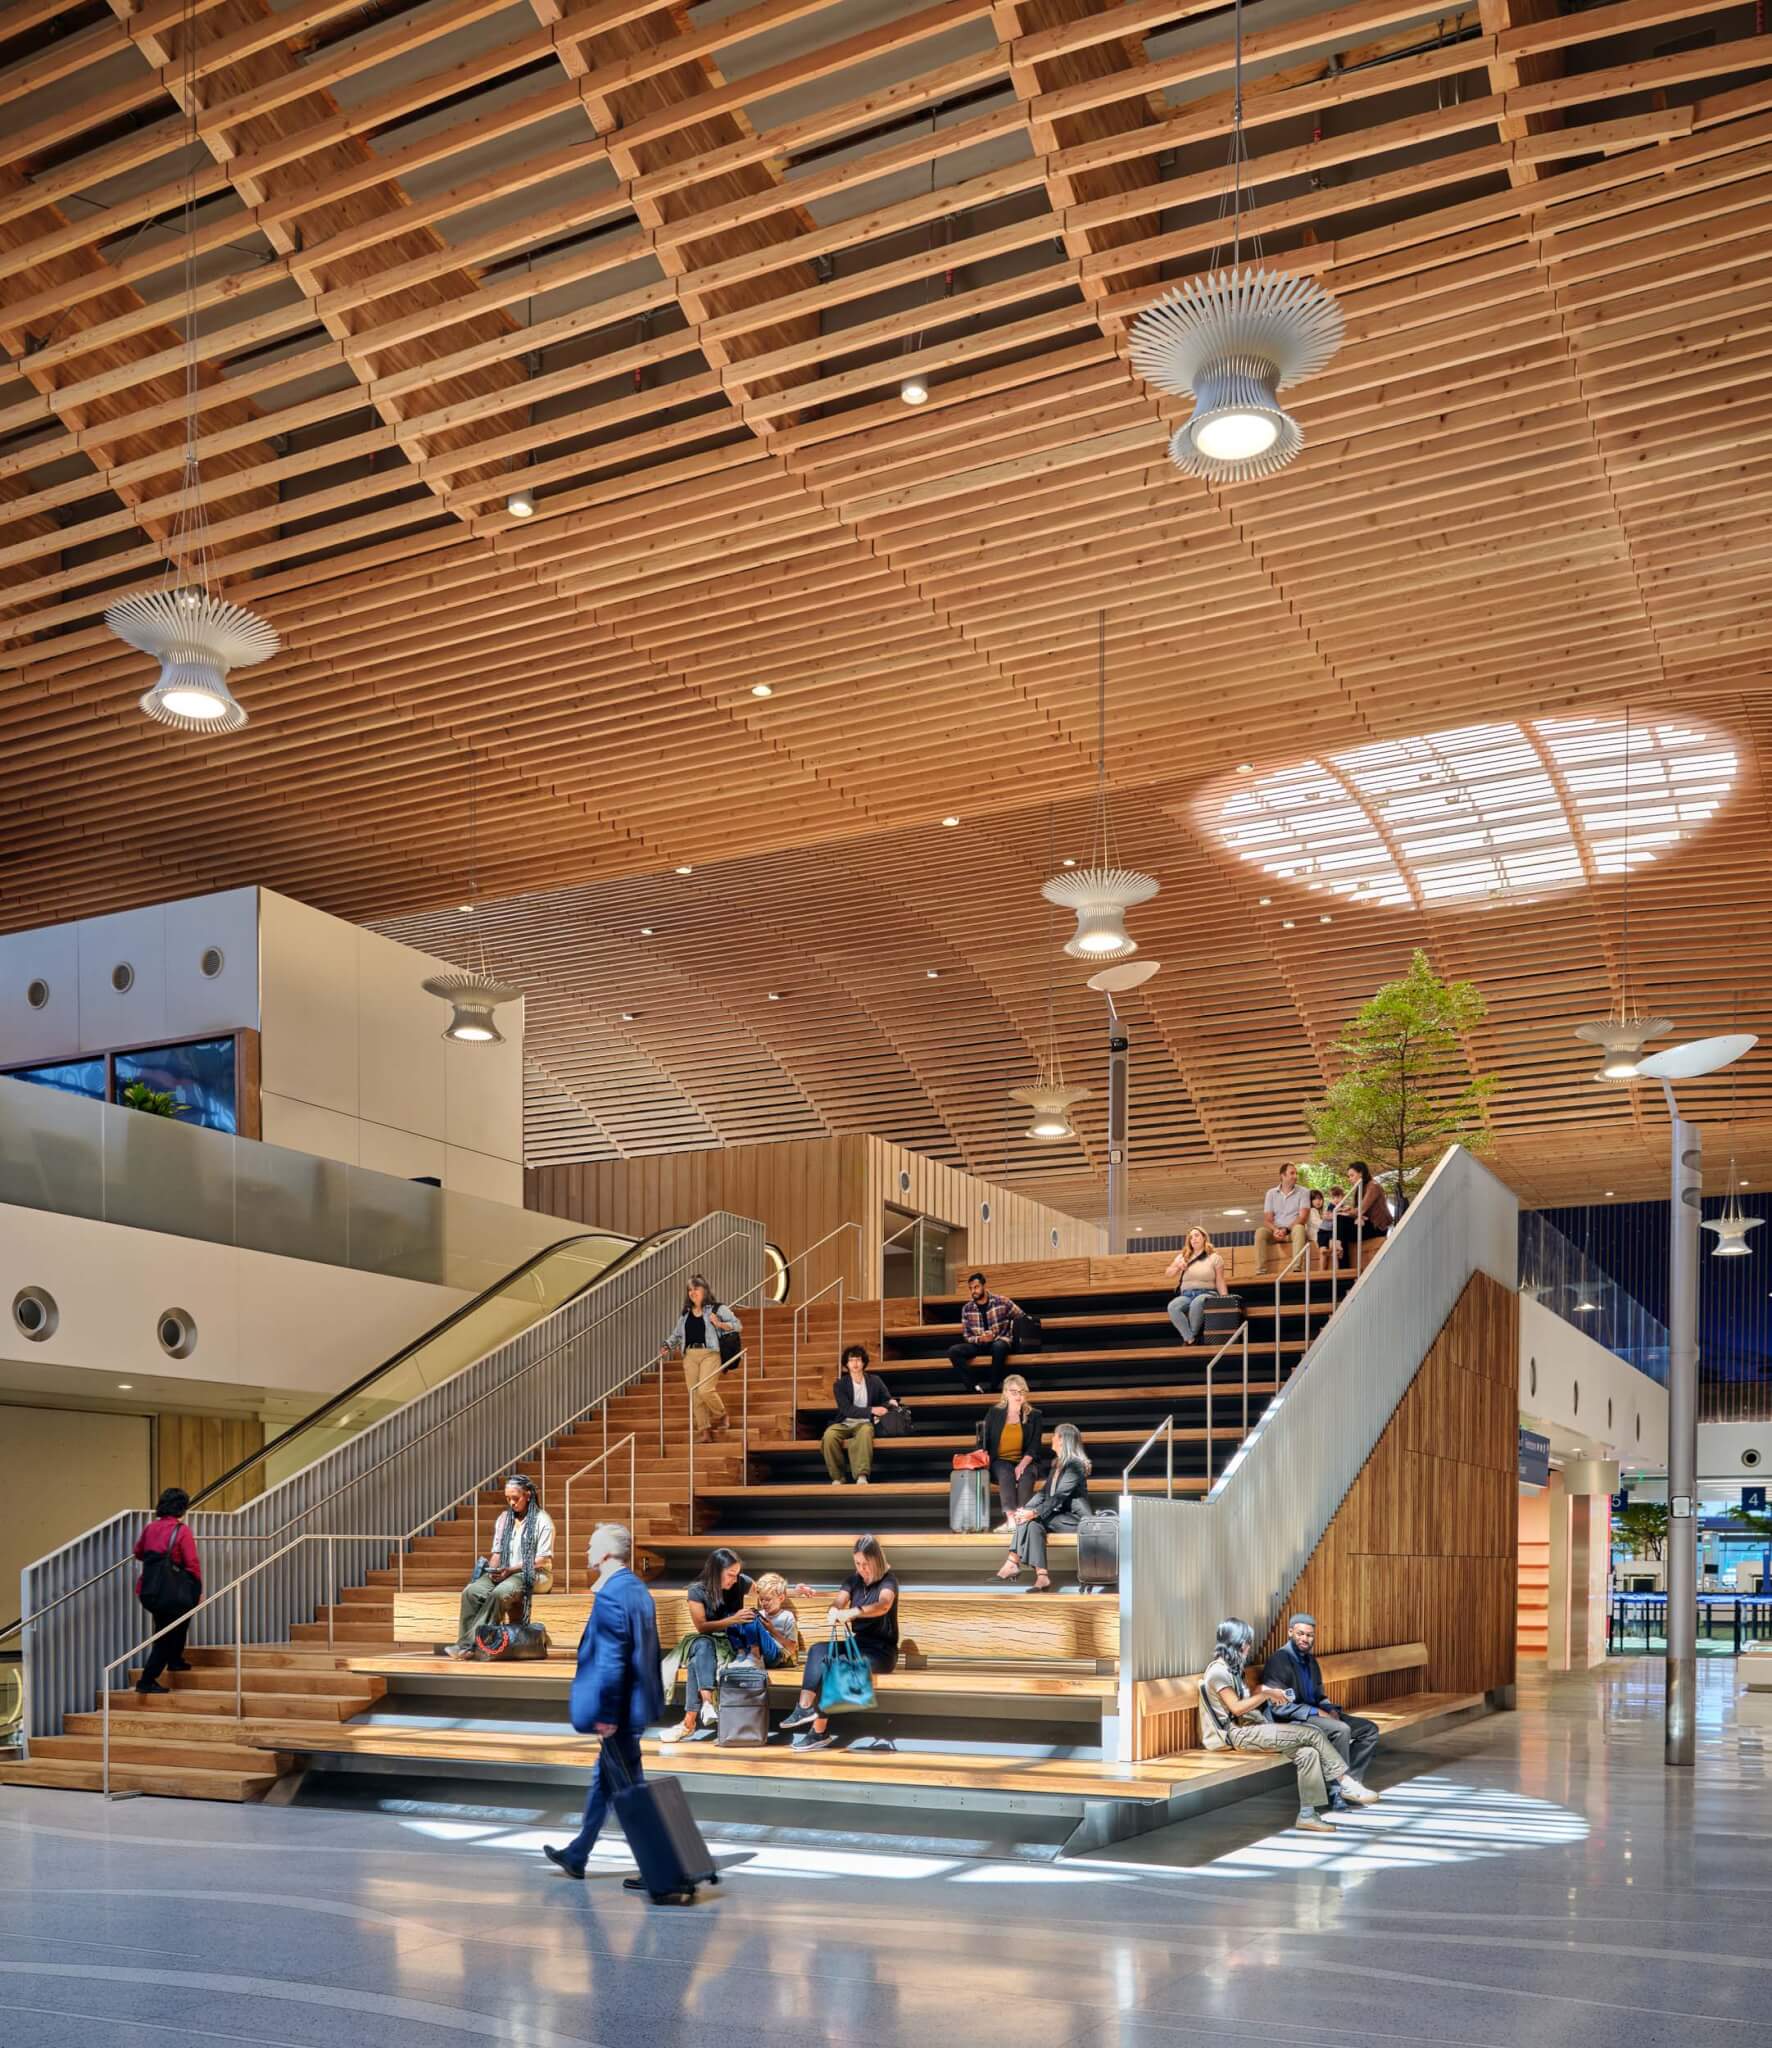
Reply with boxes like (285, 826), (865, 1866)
(1200, 713), (1736, 910)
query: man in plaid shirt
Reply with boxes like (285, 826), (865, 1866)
(947, 1272), (1023, 1392)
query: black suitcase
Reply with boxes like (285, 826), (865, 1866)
(949, 1466), (990, 1534)
(1075, 1509), (1120, 1591)
(472, 1620), (550, 1660)
(715, 1660), (768, 1746)
(1198, 1292), (1243, 1343)
(1012, 1312), (1043, 1349)
(606, 1741), (718, 1903)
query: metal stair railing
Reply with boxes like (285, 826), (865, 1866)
(19, 1210), (761, 1744)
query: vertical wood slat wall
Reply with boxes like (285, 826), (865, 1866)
(525, 1134), (1105, 1298)
(1136, 1272), (1520, 1756)
(154, 1414), (266, 1512)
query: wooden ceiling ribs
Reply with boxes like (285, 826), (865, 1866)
(4, 0), (1771, 1212)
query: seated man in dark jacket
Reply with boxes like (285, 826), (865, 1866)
(1262, 1613), (1379, 1783)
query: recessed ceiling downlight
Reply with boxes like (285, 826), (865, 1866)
(1197, 711), (1736, 910)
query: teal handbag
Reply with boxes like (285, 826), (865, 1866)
(817, 1626), (876, 1715)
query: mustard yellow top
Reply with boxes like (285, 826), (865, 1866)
(999, 1421), (1023, 1460)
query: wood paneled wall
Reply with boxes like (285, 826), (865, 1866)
(526, 1135), (1103, 1298)
(155, 1413), (265, 1513)
(1135, 1271), (1519, 1754)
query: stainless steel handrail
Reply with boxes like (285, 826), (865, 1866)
(791, 1273), (846, 1438)
(1273, 1237), (1313, 1378)
(563, 1436), (636, 1591)
(1123, 1414), (1175, 1497)
(1203, 1321), (1251, 1470)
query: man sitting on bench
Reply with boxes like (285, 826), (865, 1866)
(947, 1271), (1023, 1393)
(443, 1473), (554, 1658)
(1262, 1613), (1380, 1780)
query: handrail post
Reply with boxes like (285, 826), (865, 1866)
(102, 1668), (110, 1800)
(658, 1348), (666, 1459)
(1242, 1322), (1250, 1437)
(234, 1584), (243, 1721)
(628, 1432), (636, 1539)
(327, 1534), (336, 1649)
(1206, 1353), (1213, 1463)
(1165, 1416), (1173, 1500)
(742, 1346), (750, 1471)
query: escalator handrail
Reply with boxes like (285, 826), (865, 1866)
(184, 1225), (683, 1512)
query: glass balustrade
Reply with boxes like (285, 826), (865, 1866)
(1518, 1209), (1670, 1386)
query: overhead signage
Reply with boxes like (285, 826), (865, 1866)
(1518, 1428), (1550, 1489)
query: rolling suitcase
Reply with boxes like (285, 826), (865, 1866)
(715, 1660), (768, 1746)
(1198, 1292), (1243, 1343)
(605, 1739), (719, 1903)
(1075, 1509), (1120, 1591)
(949, 1465), (990, 1534)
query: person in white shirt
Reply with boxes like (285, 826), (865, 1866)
(444, 1473), (555, 1656)
(1253, 1161), (1312, 1275)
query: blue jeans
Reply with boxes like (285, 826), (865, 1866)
(563, 1726), (643, 1868)
(1167, 1289), (1209, 1342)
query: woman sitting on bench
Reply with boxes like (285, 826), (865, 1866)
(1165, 1227), (1227, 1343)
(778, 1534), (899, 1752)
(662, 1546), (756, 1743)
(998, 1422), (1091, 1592)
(981, 1374), (1045, 1534)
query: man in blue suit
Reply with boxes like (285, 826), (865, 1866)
(545, 1522), (665, 1884)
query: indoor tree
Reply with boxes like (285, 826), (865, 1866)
(1614, 1502), (1669, 1560)
(1304, 948), (1496, 1211)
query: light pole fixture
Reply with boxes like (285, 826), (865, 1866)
(110, 0), (278, 731)
(1634, 1029), (1758, 1767)
(1009, 1082), (1091, 1141)
(1576, 712), (1668, 1079)
(423, 749), (523, 1044)
(1125, 0), (1342, 484)
(1087, 958), (1162, 1253)
(1041, 614), (1159, 960)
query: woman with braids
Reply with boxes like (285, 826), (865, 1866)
(442, 1473), (554, 1657)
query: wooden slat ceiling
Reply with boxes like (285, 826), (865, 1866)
(4, 0), (1772, 1224)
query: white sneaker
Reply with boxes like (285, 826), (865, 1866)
(661, 1721), (696, 1743)
(855, 1476), (870, 1486)
(700, 1700), (719, 1729)
(1339, 1778), (1380, 1805)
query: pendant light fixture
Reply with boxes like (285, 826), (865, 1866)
(1041, 614), (1159, 960)
(108, 0), (278, 730)
(1576, 712), (1670, 1079)
(423, 750), (522, 1044)
(1013, 811), (1093, 1141)
(1126, 0), (1343, 483)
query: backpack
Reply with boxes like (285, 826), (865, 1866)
(472, 1621), (551, 1660)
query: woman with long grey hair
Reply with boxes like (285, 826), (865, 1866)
(997, 1421), (1092, 1591)
(1197, 1617), (1378, 1831)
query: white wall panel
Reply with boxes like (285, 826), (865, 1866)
(0, 920), (81, 1065)
(359, 1120), (447, 1183)
(1519, 1295), (1668, 1471)
(77, 904), (167, 1051)
(358, 928), (448, 1141)
(445, 1144), (524, 1205)
(0, 1200), (467, 1399)
(445, 1001), (523, 1163)
(163, 888), (260, 1039)
(258, 889), (357, 1116)
(260, 1093), (361, 1164)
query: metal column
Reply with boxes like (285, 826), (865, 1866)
(1665, 1096), (1702, 1768)
(1106, 1002), (1129, 1255)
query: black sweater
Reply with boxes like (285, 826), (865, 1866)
(832, 1370), (894, 1421)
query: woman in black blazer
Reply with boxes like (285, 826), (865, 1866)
(978, 1374), (1044, 1533)
(998, 1424), (1092, 1591)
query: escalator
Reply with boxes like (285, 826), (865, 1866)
(190, 1224), (689, 1510)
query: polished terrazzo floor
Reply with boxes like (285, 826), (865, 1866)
(1, 1658), (1767, 2048)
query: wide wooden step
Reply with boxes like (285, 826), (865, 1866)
(105, 1687), (369, 1722)
(30, 1733), (295, 1774)
(797, 1379), (1285, 1415)
(131, 1666), (383, 1699)
(0, 1758), (279, 1801)
(695, 1476), (1208, 1502)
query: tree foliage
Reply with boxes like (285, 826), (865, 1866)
(120, 1081), (187, 1118)
(1615, 1502), (1669, 1560)
(1304, 949), (1496, 1204)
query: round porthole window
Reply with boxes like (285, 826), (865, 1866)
(111, 962), (135, 993)
(1745, 1447), (1764, 1470)
(898, 1170), (911, 1194)
(157, 1307), (198, 1360)
(1608, 1397), (1614, 1429)
(25, 978), (49, 1009)
(1636, 1413), (1642, 1444)
(200, 946), (225, 979)
(13, 1287), (58, 1342)
(1572, 1380), (1580, 1415)
(1529, 1357), (1537, 1397)
(1050, 1227), (1061, 1249)
(980, 1200), (992, 1223)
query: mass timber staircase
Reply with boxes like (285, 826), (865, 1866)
(2, 1246), (1393, 1829)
